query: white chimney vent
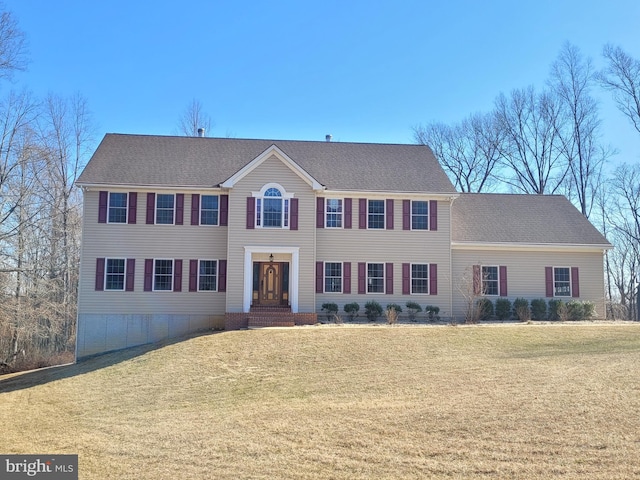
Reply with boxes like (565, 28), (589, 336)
(325, 134), (332, 142)
(197, 127), (205, 137)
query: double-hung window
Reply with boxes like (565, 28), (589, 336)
(156, 194), (175, 224)
(367, 263), (384, 293)
(200, 195), (219, 226)
(154, 259), (173, 291)
(198, 260), (217, 291)
(554, 267), (571, 296)
(411, 201), (428, 230)
(105, 259), (125, 290)
(324, 262), (342, 293)
(326, 199), (343, 228)
(411, 264), (429, 294)
(482, 266), (499, 296)
(108, 193), (127, 223)
(368, 200), (385, 229)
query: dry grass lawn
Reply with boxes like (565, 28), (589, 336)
(1, 323), (640, 479)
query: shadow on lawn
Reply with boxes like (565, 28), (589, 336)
(0, 330), (222, 394)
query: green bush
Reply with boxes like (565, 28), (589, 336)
(405, 301), (422, 322)
(495, 298), (512, 321)
(425, 305), (440, 321)
(513, 298), (530, 321)
(548, 299), (563, 321)
(321, 302), (338, 322)
(567, 300), (584, 320)
(343, 302), (360, 321)
(582, 301), (595, 319)
(476, 298), (494, 321)
(530, 299), (547, 320)
(386, 303), (403, 313)
(364, 301), (383, 322)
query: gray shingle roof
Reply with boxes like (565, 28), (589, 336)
(77, 133), (457, 193)
(452, 193), (611, 246)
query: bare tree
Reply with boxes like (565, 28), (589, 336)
(0, 9), (28, 80)
(598, 44), (640, 135)
(494, 86), (569, 194)
(177, 98), (213, 137)
(413, 112), (503, 192)
(549, 42), (608, 218)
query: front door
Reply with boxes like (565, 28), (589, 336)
(260, 262), (281, 305)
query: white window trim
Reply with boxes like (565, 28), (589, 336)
(252, 183), (294, 229)
(325, 198), (344, 229)
(153, 258), (174, 292)
(324, 261), (343, 293)
(243, 246), (299, 312)
(367, 199), (386, 230)
(199, 194), (220, 227)
(410, 200), (429, 231)
(104, 257), (126, 291)
(155, 193), (176, 225)
(198, 259), (218, 292)
(481, 265), (500, 297)
(107, 192), (128, 224)
(366, 262), (385, 294)
(410, 263), (430, 295)
(553, 266), (572, 297)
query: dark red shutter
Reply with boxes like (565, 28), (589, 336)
(126, 258), (135, 291)
(571, 267), (580, 297)
(290, 198), (299, 230)
(402, 263), (410, 294)
(430, 264), (438, 295)
(191, 194), (200, 226)
(218, 260), (227, 292)
(316, 261), (324, 293)
(499, 266), (508, 297)
(358, 262), (366, 294)
(246, 197), (255, 229)
(146, 193), (155, 224)
(220, 195), (229, 226)
(343, 262), (351, 294)
(403, 200), (410, 230)
(144, 259), (153, 291)
(95, 258), (105, 290)
(189, 260), (198, 292)
(128, 192), (137, 224)
(316, 198), (325, 228)
(473, 265), (481, 295)
(429, 200), (438, 231)
(545, 267), (554, 297)
(344, 198), (352, 229)
(359, 199), (367, 229)
(386, 199), (394, 230)
(175, 194), (184, 225)
(385, 263), (393, 294)
(98, 191), (108, 223)
(173, 259), (182, 292)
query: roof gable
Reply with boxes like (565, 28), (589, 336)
(220, 144), (323, 190)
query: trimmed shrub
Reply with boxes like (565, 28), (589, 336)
(343, 302), (360, 321)
(495, 298), (512, 321)
(548, 299), (563, 321)
(405, 301), (422, 322)
(513, 298), (530, 321)
(321, 302), (338, 322)
(425, 305), (440, 321)
(364, 300), (383, 322)
(386, 303), (403, 313)
(582, 301), (595, 319)
(476, 298), (494, 321)
(567, 300), (584, 321)
(530, 298), (547, 320)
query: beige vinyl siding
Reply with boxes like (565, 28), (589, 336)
(451, 249), (607, 320)
(78, 188), (228, 316)
(225, 154), (317, 312)
(315, 197), (453, 318)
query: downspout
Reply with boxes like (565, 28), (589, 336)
(449, 195), (455, 322)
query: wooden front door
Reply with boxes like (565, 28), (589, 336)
(260, 262), (281, 305)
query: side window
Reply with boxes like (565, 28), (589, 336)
(108, 193), (127, 223)
(554, 267), (571, 296)
(367, 263), (384, 293)
(154, 259), (174, 291)
(199, 260), (218, 291)
(324, 262), (342, 292)
(156, 194), (175, 224)
(482, 266), (499, 296)
(368, 200), (385, 229)
(411, 201), (428, 230)
(326, 199), (343, 228)
(105, 258), (125, 290)
(200, 195), (219, 226)
(411, 264), (429, 294)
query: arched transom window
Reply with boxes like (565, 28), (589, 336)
(254, 184), (294, 228)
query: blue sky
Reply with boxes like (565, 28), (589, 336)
(5, 0), (640, 162)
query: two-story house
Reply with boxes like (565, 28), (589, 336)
(75, 134), (612, 358)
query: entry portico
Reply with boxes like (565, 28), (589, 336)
(243, 246), (300, 312)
